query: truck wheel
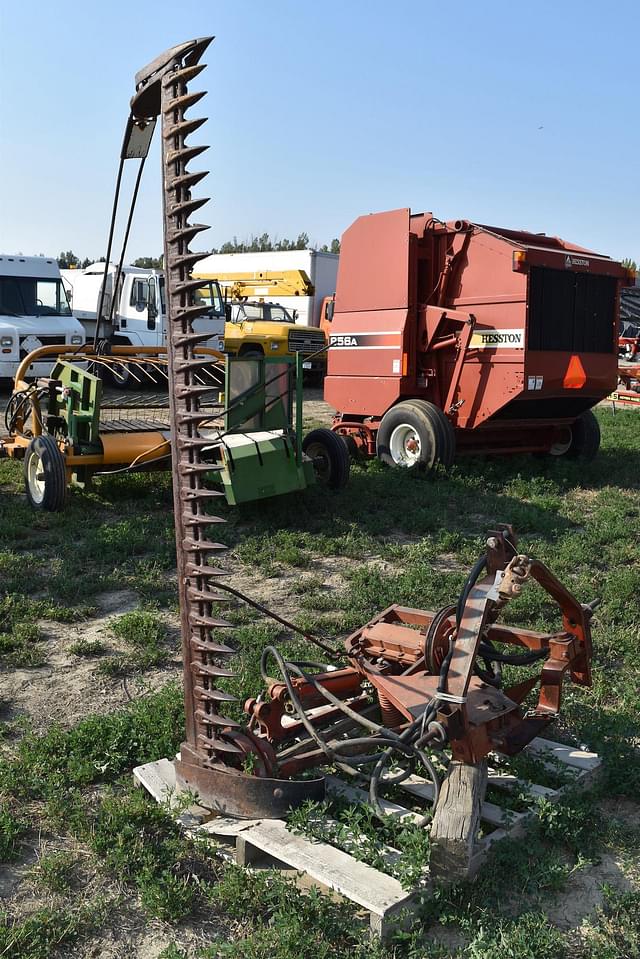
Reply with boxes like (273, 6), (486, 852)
(24, 435), (67, 511)
(566, 410), (601, 461)
(109, 361), (136, 388)
(303, 428), (350, 489)
(376, 400), (456, 471)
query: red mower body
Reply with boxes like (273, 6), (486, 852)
(325, 208), (630, 457)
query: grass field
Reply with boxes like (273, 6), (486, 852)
(0, 404), (638, 958)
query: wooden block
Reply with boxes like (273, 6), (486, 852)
(430, 760), (488, 881)
(230, 818), (417, 932)
(199, 816), (264, 839)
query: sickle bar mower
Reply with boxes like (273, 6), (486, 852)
(128, 41), (596, 869)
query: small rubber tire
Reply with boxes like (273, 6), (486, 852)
(24, 435), (67, 511)
(376, 400), (456, 471)
(566, 409), (601, 461)
(303, 428), (350, 489)
(341, 434), (360, 459)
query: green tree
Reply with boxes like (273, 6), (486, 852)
(621, 257), (638, 272)
(133, 256), (163, 269)
(210, 232), (339, 255)
(57, 250), (80, 269)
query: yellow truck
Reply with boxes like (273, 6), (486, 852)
(195, 273), (327, 371)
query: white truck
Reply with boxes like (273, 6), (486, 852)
(62, 262), (226, 353)
(193, 250), (339, 328)
(0, 255), (85, 382)
(64, 262), (164, 348)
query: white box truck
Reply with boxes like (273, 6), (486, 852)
(0, 255), (85, 381)
(193, 250), (339, 328)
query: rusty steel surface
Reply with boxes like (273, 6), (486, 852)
(233, 529), (595, 784)
(339, 528), (594, 764)
(123, 39), (326, 817)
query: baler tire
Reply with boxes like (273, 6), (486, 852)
(24, 435), (67, 512)
(377, 400), (455, 471)
(303, 428), (350, 489)
(566, 410), (601, 461)
(405, 399), (456, 468)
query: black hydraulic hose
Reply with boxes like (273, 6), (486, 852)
(107, 155), (148, 334)
(419, 603), (456, 675)
(94, 154), (126, 348)
(218, 582), (340, 660)
(260, 647), (403, 768)
(260, 646), (340, 762)
(478, 641), (547, 667)
(260, 647), (441, 823)
(369, 721), (441, 816)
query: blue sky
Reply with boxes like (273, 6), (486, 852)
(0, 0), (637, 263)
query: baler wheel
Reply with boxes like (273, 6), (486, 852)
(546, 410), (601, 461)
(303, 428), (350, 489)
(376, 400), (455, 471)
(24, 435), (67, 512)
(566, 410), (601, 461)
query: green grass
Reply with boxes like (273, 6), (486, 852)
(0, 406), (639, 957)
(69, 637), (107, 657)
(28, 850), (77, 892)
(97, 608), (170, 675)
(0, 801), (28, 861)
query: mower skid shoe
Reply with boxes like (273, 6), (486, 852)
(175, 754), (325, 819)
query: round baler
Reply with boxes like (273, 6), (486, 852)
(324, 208), (632, 468)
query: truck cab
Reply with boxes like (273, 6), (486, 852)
(223, 300), (326, 369)
(192, 282), (327, 367)
(63, 264), (227, 352)
(63, 263), (167, 348)
(0, 255), (85, 381)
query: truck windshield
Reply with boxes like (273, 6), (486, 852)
(0, 277), (72, 317)
(242, 304), (294, 323)
(195, 281), (225, 317)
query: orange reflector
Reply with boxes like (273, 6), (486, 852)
(402, 352), (408, 376)
(512, 250), (527, 272)
(563, 354), (587, 390)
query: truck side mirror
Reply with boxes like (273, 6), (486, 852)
(326, 298), (335, 322)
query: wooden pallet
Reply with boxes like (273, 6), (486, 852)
(134, 736), (600, 939)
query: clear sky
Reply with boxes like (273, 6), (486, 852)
(0, 0), (637, 263)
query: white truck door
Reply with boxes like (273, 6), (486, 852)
(118, 274), (161, 346)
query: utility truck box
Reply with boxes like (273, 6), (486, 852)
(0, 255), (85, 380)
(194, 250), (339, 328)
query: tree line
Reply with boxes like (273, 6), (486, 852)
(57, 234), (341, 271)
